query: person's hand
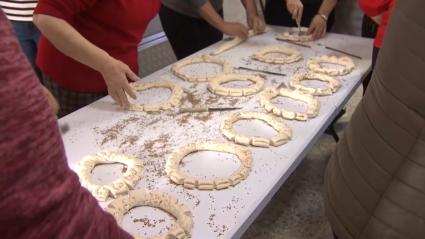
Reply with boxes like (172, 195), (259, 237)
(41, 86), (59, 114)
(308, 15), (327, 40)
(220, 22), (249, 39)
(371, 14), (383, 24)
(286, 0), (303, 26)
(99, 57), (138, 108)
(247, 14), (265, 34)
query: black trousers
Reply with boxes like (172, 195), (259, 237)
(264, 0), (335, 31)
(361, 15), (379, 94)
(362, 46), (380, 93)
(159, 5), (223, 60)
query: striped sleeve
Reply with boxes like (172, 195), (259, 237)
(0, 0), (37, 21)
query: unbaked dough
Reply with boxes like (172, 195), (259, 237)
(259, 87), (320, 121)
(106, 190), (193, 239)
(208, 73), (265, 96)
(77, 152), (143, 202)
(253, 46), (302, 64)
(289, 72), (341, 96)
(220, 112), (292, 147)
(307, 55), (355, 76)
(128, 81), (183, 112)
(165, 141), (252, 190)
(171, 54), (233, 82)
(278, 27), (313, 42)
(211, 29), (263, 56)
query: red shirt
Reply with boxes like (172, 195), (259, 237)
(35, 0), (160, 93)
(359, 0), (396, 48)
(0, 10), (133, 239)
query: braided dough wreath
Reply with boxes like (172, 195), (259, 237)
(77, 152), (143, 202)
(307, 55), (355, 76)
(289, 72), (341, 96)
(220, 112), (292, 148)
(259, 88), (320, 121)
(128, 81), (183, 112)
(171, 54), (233, 82)
(165, 141), (252, 190)
(106, 190), (193, 239)
(208, 73), (265, 96)
(253, 46), (302, 64)
(279, 27), (313, 42)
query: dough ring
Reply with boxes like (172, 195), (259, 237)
(253, 46), (302, 64)
(165, 141), (252, 190)
(289, 72), (341, 96)
(128, 81), (183, 112)
(106, 190), (193, 239)
(307, 55), (355, 76)
(220, 112), (292, 147)
(279, 27), (313, 42)
(259, 87), (320, 121)
(77, 152), (143, 202)
(208, 73), (265, 96)
(171, 54), (233, 82)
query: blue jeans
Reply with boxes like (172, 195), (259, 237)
(11, 21), (41, 79)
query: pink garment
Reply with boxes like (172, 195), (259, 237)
(0, 10), (133, 239)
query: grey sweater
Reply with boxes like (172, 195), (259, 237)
(161, 0), (223, 18)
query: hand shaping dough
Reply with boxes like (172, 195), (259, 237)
(208, 73), (265, 97)
(253, 46), (302, 64)
(259, 87), (320, 121)
(165, 141), (253, 190)
(171, 54), (233, 82)
(106, 190), (193, 239)
(289, 72), (341, 96)
(278, 27), (313, 42)
(128, 81), (183, 112)
(220, 112), (292, 147)
(77, 152), (143, 202)
(307, 55), (355, 76)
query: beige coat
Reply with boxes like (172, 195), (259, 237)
(324, 0), (425, 238)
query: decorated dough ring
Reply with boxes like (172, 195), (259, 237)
(106, 190), (193, 239)
(253, 46), (302, 64)
(220, 112), (292, 148)
(307, 55), (355, 76)
(77, 152), (143, 202)
(289, 72), (341, 96)
(279, 27), (313, 42)
(259, 87), (320, 121)
(171, 54), (233, 82)
(208, 73), (265, 97)
(165, 141), (252, 190)
(128, 81), (183, 112)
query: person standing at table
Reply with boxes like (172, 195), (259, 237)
(359, 0), (396, 92)
(264, 0), (338, 40)
(325, 0), (425, 238)
(0, 0), (41, 79)
(159, 0), (265, 60)
(0, 10), (133, 239)
(33, 0), (160, 117)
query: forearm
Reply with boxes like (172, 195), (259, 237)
(318, 0), (338, 17)
(241, 0), (259, 18)
(33, 14), (111, 73)
(198, 1), (225, 31)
